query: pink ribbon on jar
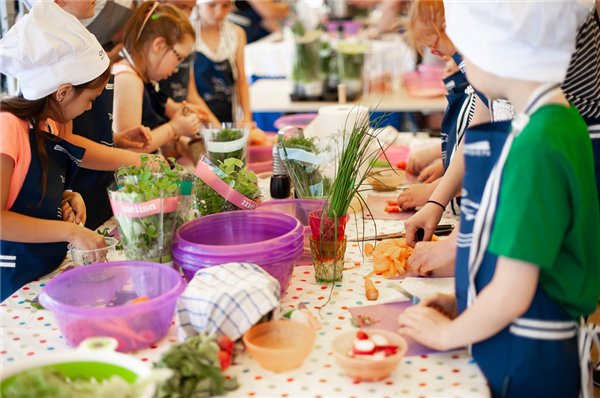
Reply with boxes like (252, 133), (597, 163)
(194, 161), (258, 210)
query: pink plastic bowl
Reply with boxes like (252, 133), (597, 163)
(403, 71), (446, 98)
(256, 199), (326, 265)
(38, 261), (185, 353)
(173, 211), (304, 295)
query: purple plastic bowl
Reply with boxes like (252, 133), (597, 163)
(38, 261), (185, 353)
(173, 211), (304, 295)
(273, 113), (318, 131)
(256, 199), (325, 266)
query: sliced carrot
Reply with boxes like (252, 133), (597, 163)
(385, 205), (400, 213)
(386, 200), (398, 206)
(132, 296), (149, 305)
(364, 243), (374, 257)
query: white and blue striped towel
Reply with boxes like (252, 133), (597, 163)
(176, 262), (281, 341)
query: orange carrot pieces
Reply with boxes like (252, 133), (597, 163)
(364, 243), (374, 258)
(365, 277), (379, 301)
(386, 200), (398, 206)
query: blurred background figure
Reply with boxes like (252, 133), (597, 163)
(228, 0), (289, 44)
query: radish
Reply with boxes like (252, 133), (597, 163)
(370, 333), (389, 346)
(355, 330), (369, 340)
(352, 339), (376, 355)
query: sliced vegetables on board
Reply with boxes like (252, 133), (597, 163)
(365, 236), (438, 279)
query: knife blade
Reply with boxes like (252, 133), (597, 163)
(348, 223), (454, 242)
(388, 283), (420, 304)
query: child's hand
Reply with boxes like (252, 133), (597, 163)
(397, 183), (436, 211)
(115, 125), (152, 150)
(407, 145), (441, 174)
(419, 292), (457, 319)
(404, 202), (445, 247)
(69, 228), (107, 261)
(398, 304), (453, 351)
(182, 102), (208, 121)
(62, 191), (86, 226)
(407, 240), (455, 276)
(170, 106), (202, 137)
(417, 162), (444, 183)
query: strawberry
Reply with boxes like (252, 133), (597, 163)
(218, 350), (232, 370)
(217, 335), (234, 356)
(356, 330), (369, 340)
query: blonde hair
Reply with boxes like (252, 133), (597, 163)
(401, 0), (447, 56)
(121, 1), (195, 82)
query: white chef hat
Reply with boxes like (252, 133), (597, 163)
(445, 0), (590, 83)
(1, 2), (110, 100)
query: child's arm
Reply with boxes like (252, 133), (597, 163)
(398, 256), (539, 351)
(234, 25), (252, 123)
(0, 154), (105, 250)
(64, 131), (143, 170)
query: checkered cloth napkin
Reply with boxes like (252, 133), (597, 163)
(176, 262), (282, 341)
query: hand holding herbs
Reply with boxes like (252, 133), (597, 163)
(194, 158), (261, 216)
(153, 333), (238, 398)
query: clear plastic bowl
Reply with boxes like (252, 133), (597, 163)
(332, 329), (408, 381)
(38, 261), (186, 353)
(256, 199), (325, 265)
(243, 320), (316, 372)
(68, 236), (120, 267)
(402, 71), (446, 98)
(173, 211), (304, 295)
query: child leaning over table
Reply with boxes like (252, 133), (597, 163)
(0, 2), (112, 301)
(398, 2), (600, 398)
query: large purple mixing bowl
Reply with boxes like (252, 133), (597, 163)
(38, 261), (185, 353)
(173, 211), (304, 295)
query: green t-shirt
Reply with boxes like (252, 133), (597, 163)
(488, 104), (600, 320)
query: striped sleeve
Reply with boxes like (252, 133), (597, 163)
(562, 8), (600, 119)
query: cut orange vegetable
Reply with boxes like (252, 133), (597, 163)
(364, 277), (379, 301)
(364, 243), (374, 257)
(386, 200), (397, 206)
(385, 205), (400, 213)
(131, 296), (149, 304)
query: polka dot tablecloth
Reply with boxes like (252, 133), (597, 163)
(1, 210), (490, 397)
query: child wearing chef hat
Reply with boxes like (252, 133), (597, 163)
(398, 2), (600, 397)
(0, 1), (112, 300)
(189, 0), (252, 123)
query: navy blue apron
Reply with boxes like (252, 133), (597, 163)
(1, 127), (85, 301)
(194, 52), (234, 123)
(159, 53), (194, 103)
(440, 71), (474, 172)
(70, 75), (116, 230)
(456, 117), (580, 396)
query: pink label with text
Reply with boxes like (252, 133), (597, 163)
(110, 196), (178, 217)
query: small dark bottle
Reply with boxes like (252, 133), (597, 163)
(270, 126), (303, 199)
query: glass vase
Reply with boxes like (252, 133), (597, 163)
(310, 237), (347, 284)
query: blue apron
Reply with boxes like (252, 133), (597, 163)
(70, 75), (116, 230)
(194, 52), (234, 123)
(1, 127), (85, 301)
(440, 71), (475, 172)
(456, 118), (580, 398)
(159, 53), (194, 103)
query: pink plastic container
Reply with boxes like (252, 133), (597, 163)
(256, 199), (325, 265)
(273, 113), (318, 131)
(38, 261), (185, 353)
(248, 145), (273, 173)
(403, 71), (446, 98)
(173, 211), (304, 295)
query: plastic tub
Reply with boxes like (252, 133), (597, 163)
(38, 261), (186, 353)
(402, 71), (446, 98)
(256, 199), (326, 265)
(0, 338), (157, 398)
(273, 113), (318, 131)
(173, 211), (304, 295)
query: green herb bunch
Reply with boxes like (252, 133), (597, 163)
(194, 158), (261, 216)
(327, 111), (389, 220)
(291, 22), (322, 84)
(154, 333), (238, 398)
(279, 135), (332, 199)
(110, 155), (182, 263)
(205, 128), (245, 165)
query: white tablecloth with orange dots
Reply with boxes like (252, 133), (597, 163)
(1, 205), (490, 398)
